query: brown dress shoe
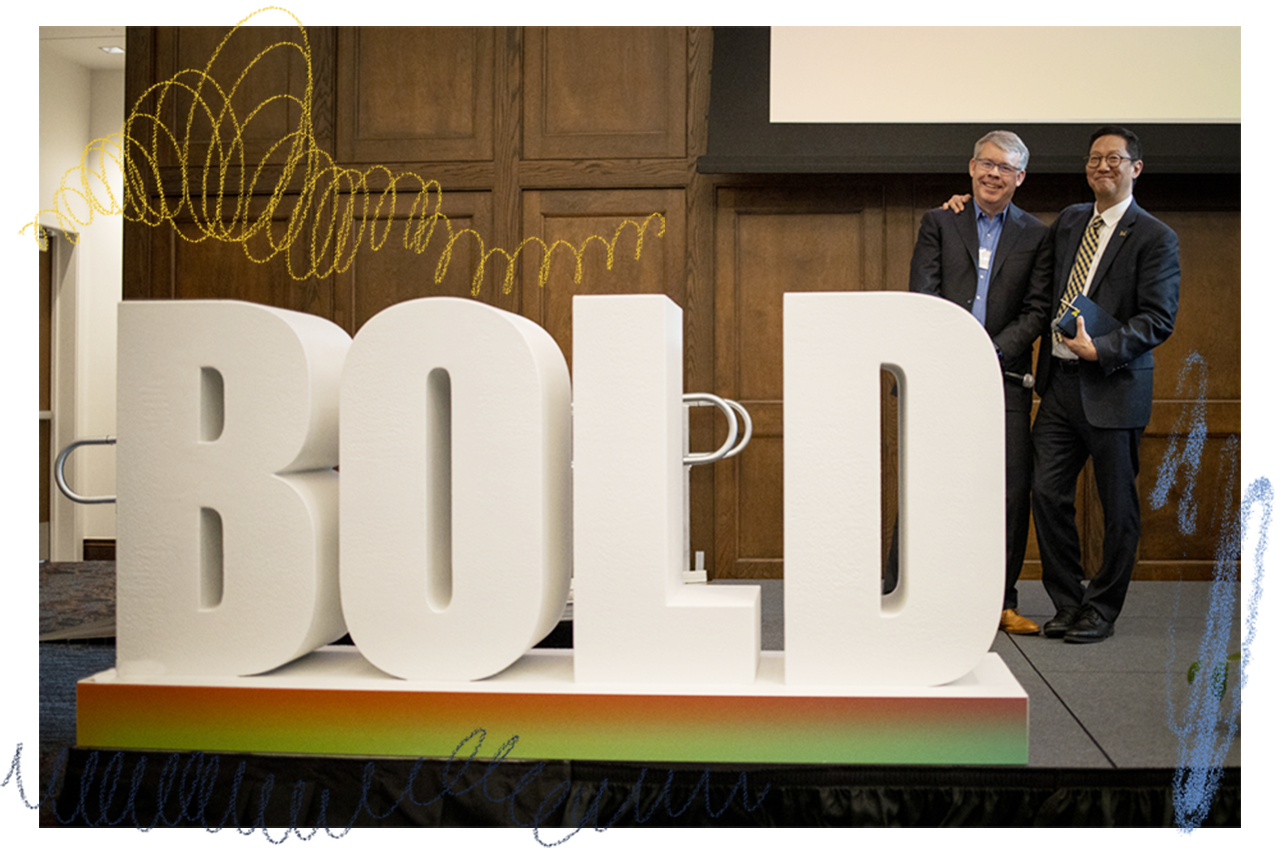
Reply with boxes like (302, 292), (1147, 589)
(1000, 608), (1040, 635)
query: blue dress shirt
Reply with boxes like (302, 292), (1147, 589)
(972, 206), (1006, 328)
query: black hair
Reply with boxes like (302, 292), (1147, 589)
(1089, 125), (1142, 162)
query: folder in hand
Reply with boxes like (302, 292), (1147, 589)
(1056, 293), (1120, 340)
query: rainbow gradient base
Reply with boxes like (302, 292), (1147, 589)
(78, 649), (1027, 765)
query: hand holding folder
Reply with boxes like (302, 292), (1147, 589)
(1056, 293), (1121, 340)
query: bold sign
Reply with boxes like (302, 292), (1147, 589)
(116, 293), (1003, 688)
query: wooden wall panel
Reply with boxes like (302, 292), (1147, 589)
(1150, 211), (1241, 399)
(518, 189), (686, 375)
(150, 27), (323, 168)
(524, 27), (686, 160)
(151, 194), (335, 320)
(337, 27), (494, 164)
(339, 191), (495, 335)
(1138, 431), (1239, 571)
(713, 184), (890, 579)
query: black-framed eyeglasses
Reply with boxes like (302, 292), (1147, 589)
(1085, 154), (1133, 168)
(975, 158), (1020, 176)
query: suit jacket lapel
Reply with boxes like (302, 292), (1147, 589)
(1060, 208), (1093, 302)
(956, 207), (980, 270)
(990, 204), (1025, 283)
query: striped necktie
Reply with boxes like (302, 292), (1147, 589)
(1053, 215), (1105, 345)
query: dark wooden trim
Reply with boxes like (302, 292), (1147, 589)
(82, 539), (117, 561)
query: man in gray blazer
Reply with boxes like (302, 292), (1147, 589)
(906, 130), (1053, 634)
(1033, 126), (1180, 643)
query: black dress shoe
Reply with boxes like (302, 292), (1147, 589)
(1064, 607), (1115, 644)
(1043, 607), (1082, 638)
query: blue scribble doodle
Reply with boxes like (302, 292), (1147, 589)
(530, 765), (770, 846)
(1152, 348), (1239, 829)
(2, 730), (770, 841)
(1149, 351), (1207, 533)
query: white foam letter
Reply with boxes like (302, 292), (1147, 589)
(784, 292), (1003, 686)
(117, 301), (349, 678)
(340, 298), (572, 681)
(573, 295), (760, 684)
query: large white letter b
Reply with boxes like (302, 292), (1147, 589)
(116, 301), (350, 678)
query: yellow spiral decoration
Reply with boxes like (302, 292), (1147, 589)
(23, 7), (665, 299)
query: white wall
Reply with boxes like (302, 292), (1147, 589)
(40, 47), (123, 552)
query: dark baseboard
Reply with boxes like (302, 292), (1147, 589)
(82, 539), (116, 561)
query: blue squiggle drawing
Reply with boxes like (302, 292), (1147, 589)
(1149, 350), (1207, 534)
(1152, 345), (1239, 829)
(1, 730), (770, 841)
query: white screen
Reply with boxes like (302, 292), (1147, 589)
(771, 27), (1240, 124)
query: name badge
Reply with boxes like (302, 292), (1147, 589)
(978, 247), (992, 270)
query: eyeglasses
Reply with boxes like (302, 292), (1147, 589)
(975, 158), (1021, 176)
(1085, 154), (1133, 168)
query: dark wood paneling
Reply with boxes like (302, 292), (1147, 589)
(150, 27), (323, 168)
(492, 27), (524, 319)
(684, 27), (717, 570)
(713, 183), (894, 579)
(1150, 211), (1241, 399)
(340, 190), (495, 335)
(524, 27), (686, 160)
(337, 27), (494, 164)
(518, 189), (685, 374)
(82, 539), (117, 561)
(150, 194), (335, 319)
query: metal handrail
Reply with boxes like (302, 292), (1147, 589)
(54, 437), (117, 504)
(51, 397), (751, 498)
(720, 398), (753, 460)
(682, 393), (742, 466)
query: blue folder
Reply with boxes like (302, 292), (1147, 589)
(1056, 293), (1121, 340)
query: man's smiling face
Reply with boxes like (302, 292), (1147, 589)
(969, 142), (1026, 216)
(1087, 134), (1143, 210)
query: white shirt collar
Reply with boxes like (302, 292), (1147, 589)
(1093, 195), (1133, 227)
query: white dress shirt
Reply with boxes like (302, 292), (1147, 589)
(1052, 195), (1133, 360)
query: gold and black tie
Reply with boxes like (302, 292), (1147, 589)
(1052, 216), (1105, 346)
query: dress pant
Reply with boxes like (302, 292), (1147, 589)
(1031, 362), (1143, 623)
(1003, 406), (1032, 610)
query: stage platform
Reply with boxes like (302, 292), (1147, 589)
(36, 563), (1241, 827)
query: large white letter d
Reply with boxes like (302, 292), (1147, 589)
(784, 292), (1004, 686)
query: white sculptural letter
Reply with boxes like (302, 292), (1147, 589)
(116, 301), (350, 678)
(783, 292), (1004, 686)
(339, 298), (572, 681)
(572, 295), (760, 684)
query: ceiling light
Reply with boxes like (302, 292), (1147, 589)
(99, 46), (125, 55)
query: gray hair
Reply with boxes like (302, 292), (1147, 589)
(973, 130), (1029, 171)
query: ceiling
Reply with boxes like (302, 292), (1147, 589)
(40, 27), (126, 71)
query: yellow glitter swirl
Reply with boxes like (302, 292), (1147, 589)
(23, 8), (665, 298)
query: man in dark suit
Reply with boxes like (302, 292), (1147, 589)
(906, 130), (1053, 634)
(1033, 126), (1180, 643)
